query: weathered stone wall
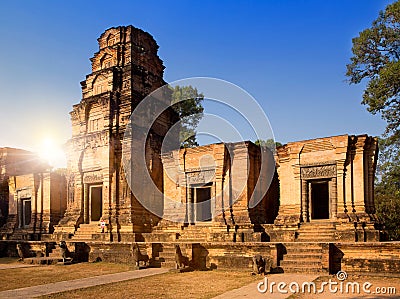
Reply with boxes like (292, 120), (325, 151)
(196, 242), (278, 270)
(332, 242), (400, 274)
(5, 171), (67, 239)
(161, 142), (278, 235)
(0, 148), (47, 227)
(89, 241), (400, 274)
(0, 240), (53, 258)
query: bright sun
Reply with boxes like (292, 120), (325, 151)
(37, 138), (67, 169)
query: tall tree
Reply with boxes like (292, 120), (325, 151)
(171, 85), (204, 148)
(346, 1), (400, 240)
(374, 138), (400, 240)
(346, 1), (400, 141)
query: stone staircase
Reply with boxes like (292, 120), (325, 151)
(71, 224), (101, 241)
(176, 224), (209, 242)
(280, 243), (327, 273)
(296, 221), (336, 242)
(151, 243), (177, 268)
(21, 243), (73, 265)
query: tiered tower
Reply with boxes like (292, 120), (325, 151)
(55, 26), (174, 241)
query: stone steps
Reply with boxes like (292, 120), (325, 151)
(295, 222), (336, 242)
(280, 243), (327, 274)
(152, 244), (176, 268)
(285, 253), (323, 259)
(22, 257), (72, 265)
(71, 224), (100, 241)
(286, 247), (322, 254)
(296, 236), (334, 242)
(177, 226), (209, 242)
(280, 259), (322, 266)
(280, 265), (325, 274)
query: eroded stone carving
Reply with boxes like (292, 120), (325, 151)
(252, 254), (265, 274)
(83, 172), (103, 184)
(300, 164), (336, 179)
(59, 240), (70, 262)
(67, 174), (75, 205)
(174, 244), (189, 269)
(186, 169), (215, 185)
(131, 243), (149, 268)
(16, 243), (25, 261)
(252, 255), (272, 274)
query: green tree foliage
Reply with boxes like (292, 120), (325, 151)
(347, 1), (400, 240)
(346, 1), (400, 140)
(375, 138), (400, 240)
(171, 85), (204, 148)
(254, 139), (282, 152)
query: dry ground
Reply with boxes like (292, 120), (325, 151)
(2, 257), (398, 299)
(289, 274), (400, 298)
(0, 259), (133, 291)
(41, 270), (261, 299)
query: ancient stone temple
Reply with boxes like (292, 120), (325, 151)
(271, 135), (380, 242)
(45, 25), (397, 274)
(0, 148), (49, 235)
(53, 26), (383, 245)
(54, 26), (175, 241)
(5, 171), (66, 240)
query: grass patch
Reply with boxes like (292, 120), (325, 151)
(42, 270), (260, 299)
(0, 261), (133, 291)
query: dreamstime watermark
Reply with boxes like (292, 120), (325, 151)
(122, 77), (276, 223)
(257, 271), (397, 295)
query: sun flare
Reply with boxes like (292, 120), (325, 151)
(37, 138), (67, 169)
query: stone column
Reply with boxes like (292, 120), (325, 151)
(293, 164), (302, 222)
(193, 187), (197, 223)
(83, 184), (89, 224)
(367, 162), (375, 214)
(301, 179), (308, 222)
(330, 177), (337, 219)
(366, 139), (377, 214)
(212, 175), (224, 224)
(352, 136), (367, 217)
(335, 159), (347, 218)
(187, 183), (193, 224)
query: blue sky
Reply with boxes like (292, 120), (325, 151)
(0, 0), (394, 166)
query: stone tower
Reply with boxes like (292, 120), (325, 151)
(55, 26), (174, 241)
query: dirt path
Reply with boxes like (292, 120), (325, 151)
(0, 263), (38, 270)
(212, 273), (319, 299)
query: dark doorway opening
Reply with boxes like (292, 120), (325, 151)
(311, 181), (330, 219)
(22, 199), (31, 227)
(189, 184), (212, 223)
(195, 187), (212, 221)
(90, 186), (102, 222)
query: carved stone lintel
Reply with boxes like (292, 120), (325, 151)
(300, 164), (336, 179)
(83, 171), (103, 184)
(17, 188), (32, 199)
(186, 169), (215, 185)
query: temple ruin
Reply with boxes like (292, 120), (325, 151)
(0, 25), (397, 274)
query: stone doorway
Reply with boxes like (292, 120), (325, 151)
(189, 184), (212, 223)
(310, 181), (330, 219)
(22, 198), (31, 227)
(300, 164), (337, 222)
(90, 185), (102, 222)
(195, 186), (212, 222)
